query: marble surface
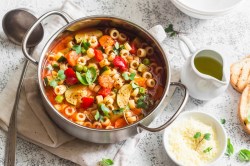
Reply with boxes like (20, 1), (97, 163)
(0, 0), (250, 165)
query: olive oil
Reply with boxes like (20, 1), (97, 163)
(194, 56), (223, 80)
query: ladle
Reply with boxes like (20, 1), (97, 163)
(2, 8), (44, 166)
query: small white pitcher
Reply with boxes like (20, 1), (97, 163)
(179, 36), (229, 100)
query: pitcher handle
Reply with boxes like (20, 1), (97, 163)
(22, 10), (72, 65)
(179, 35), (197, 60)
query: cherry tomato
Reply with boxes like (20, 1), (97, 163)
(81, 97), (94, 109)
(113, 56), (128, 71)
(98, 88), (111, 97)
(94, 49), (104, 62)
(130, 42), (137, 54)
(64, 68), (78, 85)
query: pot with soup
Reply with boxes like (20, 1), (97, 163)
(22, 10), (188, 143)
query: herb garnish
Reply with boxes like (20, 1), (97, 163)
(136, 95), (148, 109)
(72, 40), (90, 54)
(113, 42), (125, 54)
(47, 69), (66, 88)
(113, 108), (125, 115)
(220, 118), (226, 124)
(122, 72), (136, 81)
(165, 24), (182, 37)
(99, 158), (114, 166)
(76, 67), (97, 85)
(238, 149), (250, 162)
(100, 104), (110, 117)
(203, 147), (213, 153)
(193, 132), (211, 150)
(225, 138), (234, 157)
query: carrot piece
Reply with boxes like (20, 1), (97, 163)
(65, 51), (80, 66)
(132, 108), (143, 116)
(115, 118), (127, 128)
(99, 35), (115, 48)
(134, 77), (147, 87)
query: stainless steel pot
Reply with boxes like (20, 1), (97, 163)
(22, 10), (189, 143)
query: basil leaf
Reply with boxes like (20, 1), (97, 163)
(72, 45), (81, 54)
(203, 147), (213, 153)
(220, 118), (226, 124)
(226, 138), (234, 157)
(122, 73), (129, 80)
(82, 41), (91, 50)
(49, 80), (57, 88)
(193, 132), (201, 139)
(76, 72), (88, 85)
(100, 158), (114, 166)
(100, 104), (110, 117)
(136, 96), (147, 109)
(57, 70), (66, 80)
(95, 111), (100, 121)
(86, 67), (97, 84)
(131, 82), (139, 89)
(113, 108), (124, 115)
(238, 149), (250, 161)
(204, 133), (211, 141)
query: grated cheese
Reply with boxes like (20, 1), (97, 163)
(167, 118), (219, 166)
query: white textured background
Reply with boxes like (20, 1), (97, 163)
(0, 0), (250, 165)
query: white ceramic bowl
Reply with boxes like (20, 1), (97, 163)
(171, 0), (244, 19)
(163, 111), (227, 166)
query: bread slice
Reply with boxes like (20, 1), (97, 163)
(230, 57), (250, 93)
(238, 85), (250, 134)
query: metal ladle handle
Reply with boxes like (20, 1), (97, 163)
(138, 82), (189, 132)
(22, 10), (71, 65)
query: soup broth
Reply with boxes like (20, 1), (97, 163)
(42, 27), (164, 129)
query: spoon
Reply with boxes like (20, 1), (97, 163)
(2, 8), (44, 166)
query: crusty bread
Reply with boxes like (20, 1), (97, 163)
(238, 85), (250, 134)
(230, 57), (250, 93)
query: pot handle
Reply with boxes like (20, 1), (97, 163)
(22, 10), (72, 65)
(138, 82), (188, 132)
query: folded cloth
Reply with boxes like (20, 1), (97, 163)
(0, 0), (179, 165)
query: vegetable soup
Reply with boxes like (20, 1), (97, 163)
(42, 27), (164, 129)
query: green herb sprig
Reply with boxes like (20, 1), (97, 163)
(99, 158), (114, 166)
(203, 147), (213, 153)
(238, 149), (250, 162)
(220, 118), (226, 124)
(165, 24), (184, 37)
(226, 138), (234, 157)
(193, 132), (211, 150)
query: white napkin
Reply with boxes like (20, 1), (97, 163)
(0, 0), (179, 165)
